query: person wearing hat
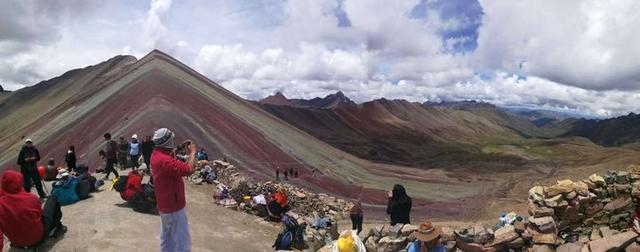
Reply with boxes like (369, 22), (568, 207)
(17, 138), (47, 199)
(407, 221), (446, 252)
(0, 170), (67, 249)
(150, 128), (197, 252)
(129, 134), (141, 169)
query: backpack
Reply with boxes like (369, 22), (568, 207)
(75, 165), (88, 175)
(273, 230), (293, 250)
(132, 184), (157, 214)
(75, 178), (91, 200)
(52, 178), (79, 205)
(113, 176), (129, 192)
(274, 215), (306, 250)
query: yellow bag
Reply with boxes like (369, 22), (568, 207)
(337, 232), (356, 252)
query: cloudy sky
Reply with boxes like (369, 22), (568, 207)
(2, 0), (640, 117)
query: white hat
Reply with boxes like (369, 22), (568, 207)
(132, 134), (138, 139)
(25, 138), (33, 143)
(56, 170), (70, 179)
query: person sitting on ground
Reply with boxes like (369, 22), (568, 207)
(267, 187), (288, 220)
(64, 145), (77, 173)
(407, 221), (446, 252)
(0, 170), (67, 249)
(350, 200), (364, 234)
(120, 167), (144, 202)
(386, 184), (412, 225)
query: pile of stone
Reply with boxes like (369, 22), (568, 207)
(206, 160), (352, 250)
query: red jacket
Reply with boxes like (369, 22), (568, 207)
(151, 149), (193, 214)
(273, 191), (288, 207)
(120, 171), (143, 202)
(0, 171), (44, 247)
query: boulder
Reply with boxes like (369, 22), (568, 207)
(441, 226), (456, 242)
(559, 205), (581, 222)
(582, 179), (597, 189)
(529, 201), (554, 217)
(557, 243), (584, 252)
(488, 225), (519, 246)
(400, 224), (417, 237)
(369, 224), (384, 239)
(529, 216), (557, 234)
(547, 180), (576, 197)
(388, 223), (404, 239)
(588, 231), (638, 252)
(530, 186), (546, 202)
(544, 194), (565, 208)
(625, 241), (640, 252)
(604, 196), (632, 212)
(376, 236), (408, 252)
(599, 226), (614, 238)
(617, 171), (630, 184)
(364, 236), (376, 252)
(575, 181), (590, 196)
(585, 202), (604, 216)
(590, 229), (602, 241)
(530, 244), (555, 252)
(589, 174), (606, 187)
(528, 226), (558, 245)
(565, 191), (578, 200)
(506, 237), (524, 248)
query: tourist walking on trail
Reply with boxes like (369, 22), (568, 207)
(350, 200), (364, 234)
(141, 135), (154, 169)
(151, 128), (197, 252)
(118, 137), (129, 170)
(386, 184), (412, 225)
(129, 134), (141, 169)
(64, 145), (77, 173)
(102, 133), (119, 180)
(17, 138), (46, 199)
(276, 167), (280, 181)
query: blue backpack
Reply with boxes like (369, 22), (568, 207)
(52, 177), (79, 205)
(273, 215), (305, 250)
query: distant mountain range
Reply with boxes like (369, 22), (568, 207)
(257, 91), (640, 166)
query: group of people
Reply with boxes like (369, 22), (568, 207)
(116, 135), (155, 171)
(338, 184), (445, 252)
(275, 167), (299, 181)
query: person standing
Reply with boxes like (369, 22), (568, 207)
(129, 134), (141, 169)
(386, 184), (412, 225)
(276, 168), (280, 181)
(141, 135), (154, 169)
(151, 128), (197, 252)
(118, 137), (129, 170)
(17, 138), (46, 199)
(64, 145), (77, 173)
(350, 200), (364, 234)
(103, 133), (119, 180)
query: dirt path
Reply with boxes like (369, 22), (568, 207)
(3, 174), (279, 252)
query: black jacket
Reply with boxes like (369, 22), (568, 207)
(386, 185), (412, 225)
(17, 146), (40, 172)
(65, 151), (77, 168)
(141, 140), (154, 156)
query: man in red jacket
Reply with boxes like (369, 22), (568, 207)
(120, 169), (144, 202)
(151, 128), (196, 252)
(0, 170), (66, 249)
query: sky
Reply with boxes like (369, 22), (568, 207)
(2, 0), (640, 118)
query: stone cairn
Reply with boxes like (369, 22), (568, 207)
(207, 160), (640, 251)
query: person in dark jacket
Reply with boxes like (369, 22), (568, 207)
(386, 184), (412, 225)
(141, 135), (154, 169)
(118, 137), (129, 170)
(103, 133), (119, 180)
(64, 145), (77, 173)
(350, 200), (364, 234)
(17, 139), (46, 199)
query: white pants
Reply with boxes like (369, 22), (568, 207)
(160, 208), (191, 252)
